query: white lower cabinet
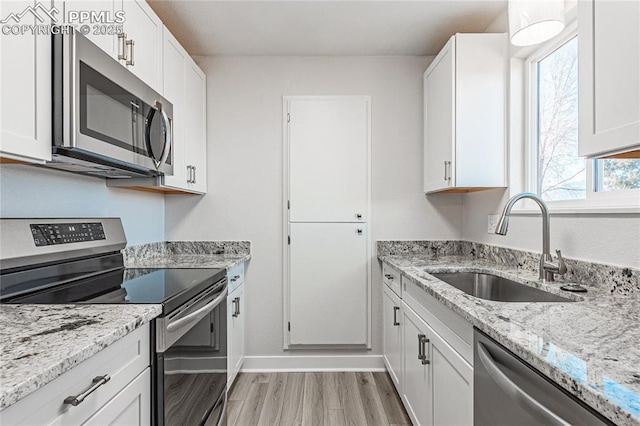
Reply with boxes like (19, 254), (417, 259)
(0, 324), (150, 425)
(402, 305), (432, 426)
(227, 264), (245, 388)
(383, 262), (473, 426)
(382, 283), (403, 391)
(430, 320), (473, 425)
(83, 368), (151, 425)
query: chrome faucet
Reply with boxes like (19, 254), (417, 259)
(495, 192), (567, 282)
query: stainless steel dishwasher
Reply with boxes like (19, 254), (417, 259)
(474, 329), (613, 426)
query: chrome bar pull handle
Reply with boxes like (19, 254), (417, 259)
(117, 33), (127, 61)
(384, 274), (394, 280)
(125, 39), (135, 66)
(418, 334), (430, 365)
(64, 375), (111, 406)
(444, 160), (452, 181)
(393, 306), (400, 326)
(233, 297), (240, 317)
(193, 166), (196, 184)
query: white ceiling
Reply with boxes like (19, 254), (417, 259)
(148, 0), (507, 57)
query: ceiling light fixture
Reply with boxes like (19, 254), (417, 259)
(508, 0), (566, 46)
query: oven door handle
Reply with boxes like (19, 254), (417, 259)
(167, 287), (227, 333)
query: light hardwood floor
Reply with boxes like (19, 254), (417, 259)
(227, 372), (411, 426)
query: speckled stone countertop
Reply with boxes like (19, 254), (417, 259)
(123, 241), (251, 269)
(0, 304), (160, 410)
(378, 241), (640, 426)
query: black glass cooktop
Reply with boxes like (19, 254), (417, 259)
(3, 267), (226, 315)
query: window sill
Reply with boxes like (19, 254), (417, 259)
(510, 204), (640, 215)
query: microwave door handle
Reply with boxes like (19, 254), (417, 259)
(155, 101), (172, 167)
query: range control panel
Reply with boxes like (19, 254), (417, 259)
(30, 222), (106, 246)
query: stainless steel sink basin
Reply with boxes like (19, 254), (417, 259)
(431, 272), (573, 302)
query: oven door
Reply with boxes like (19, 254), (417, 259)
(155, 282), (228, 426)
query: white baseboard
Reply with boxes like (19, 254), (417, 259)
(241, 355), (386, 372)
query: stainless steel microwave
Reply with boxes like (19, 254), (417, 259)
(50, 29), (173, 178)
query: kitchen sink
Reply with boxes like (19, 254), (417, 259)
(431, 272), (574, 303)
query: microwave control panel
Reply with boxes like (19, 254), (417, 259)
(30, 222), (106, 246)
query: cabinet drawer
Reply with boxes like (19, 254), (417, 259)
(227, 263), (245, 294)
(382, 263), (401, 296)
(1, 324), (150, 425)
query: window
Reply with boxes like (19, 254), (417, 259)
(527, 26), (640, 209)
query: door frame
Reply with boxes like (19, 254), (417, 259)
(282, 95), (372, 350)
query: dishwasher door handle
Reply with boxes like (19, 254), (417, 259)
(477, 342), (570, 426)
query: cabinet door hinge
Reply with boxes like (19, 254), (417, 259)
(287, 113), (290, 123)
(287, 235), (291, 245)
(287, 200), (290, 210)
(288, 322), (291, 332)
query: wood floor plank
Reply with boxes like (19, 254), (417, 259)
(324, 409), (347, 426)
(372, 372), (412, 425)
(229, 373), (258, 401)
(257, 373), (288, 426)
(233, 383), (269, 426)
(302, 372), (324, 425)
(337, 372), (368, 426)
(231, 372), (408, 426)
(278, 372), (305, 426)
(322, 372), (343, 410)
(356, 372), (390, 425)
(255, 372), (271, 383)
(226, 400), (244, 426)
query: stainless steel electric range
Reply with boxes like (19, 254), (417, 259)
(0, 218), (227, 426)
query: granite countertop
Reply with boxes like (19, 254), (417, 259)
(0, 304), (161, 410)
(379, 250), (640, 426)
(123, 241), (251, 270)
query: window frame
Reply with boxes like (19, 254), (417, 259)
(518, 20), (640, 214)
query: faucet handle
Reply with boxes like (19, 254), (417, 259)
(555, 249), (567, 275)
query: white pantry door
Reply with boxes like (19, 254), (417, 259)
(289, 222), (368, 345)
(288, 97), (369, 223)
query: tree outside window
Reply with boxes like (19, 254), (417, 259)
(533, 36), (640, 202)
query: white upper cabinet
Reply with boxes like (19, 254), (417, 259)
(118, 0), (163, 92)
(578, 0), (640, 158)
(288, 97), (369, 222)
(160, 26), (207, 194)
(183, 58), (207, 193)
(161, 28), (187, 189)
(0, 0), (52, 163)
(423, 33), (507, 194)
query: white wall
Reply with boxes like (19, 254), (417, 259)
(165, 56), (463, 359)
(462, 190), (640, 269)
(0, 165), (165, 245)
